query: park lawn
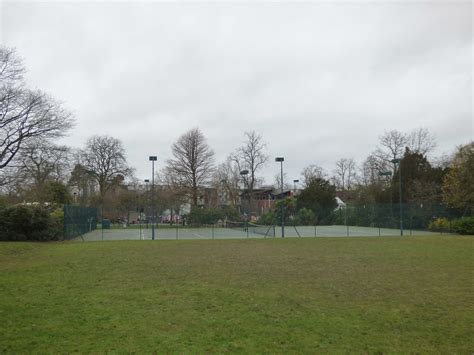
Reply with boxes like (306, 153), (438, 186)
(0, 236), (472, 353)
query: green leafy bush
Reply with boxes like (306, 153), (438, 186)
(188, 208), (227, 225)
(451, 217), (474, 235)
(257, 210), (275, 225)
(428, 218), (450, 232)
(0, 205), (64, 241)
(49, 208), (65, 239)
(220, 206), (240, 222)
(295, 208), (316, 225)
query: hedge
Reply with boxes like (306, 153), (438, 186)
(451, 217), (474, 235)
(0, 205), (64, 241)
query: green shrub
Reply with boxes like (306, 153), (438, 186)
(451, 217), (474, 235)
(295, 208), (316, 225)
(0, 205), (64, 241)
(49, 208), (65, 239)
(188, 208), (225, 225)
(257, 210), (275, 225)
(428, 218), (451, 232)
(0, 196), (7, 210)
(220, 206), (240, 221)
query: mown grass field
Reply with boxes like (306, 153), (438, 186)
(0, 236), (473, 353)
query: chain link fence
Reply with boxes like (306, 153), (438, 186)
(61, 202), (468, 241)
(64, 205), (99, 240)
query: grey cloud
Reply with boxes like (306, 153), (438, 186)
(2, 1), (471, 183)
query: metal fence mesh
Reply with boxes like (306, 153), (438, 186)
(64, 205), (99, 240)
(68, 202), (467, 241)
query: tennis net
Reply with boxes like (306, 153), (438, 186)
(225, 221), (246, 231)
(248, 223), (275, 237)
(225, 221), (275, 237)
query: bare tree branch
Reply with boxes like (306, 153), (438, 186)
(165, 128), (215, 207)
(230, 131), (268, 200)
(406, 127), (436, 156)
(0, 46), (74, 170)
(213, 156), (241, 208)
(80, 135), (132, 199)
(16, 139), (71, 189)
(333, 158), (357, 190)
(300, 164), (326, 188)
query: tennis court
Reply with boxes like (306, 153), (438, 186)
(79, 224), (443, 241)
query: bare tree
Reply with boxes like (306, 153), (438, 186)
(17, 139), (71, 190)
(0, 47), (74, 170)
(380, 130), (407, 159)
(213, 156), (241, 207)
(432, 153), (453, 170)
(406, 127), (436, 156)
(346, 159), (357, 189)
(273, 172), (291, 191)
(231, 131), (268, 203)
(0, 47), (24, 83)
(80, 135), (132, 199)
(334, 159), (348, 190)
(165, 128), (215, 207)
(333, 158), (357, 190)
(373, 128), (436, 175)
(374, 130), (408, 172)
(360, 154), (390, 186)
(300, 164), (326, 187)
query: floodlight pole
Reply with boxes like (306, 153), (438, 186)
(293, 179), (299, 196)
(149, 156), (157, 240)
(275, 157), (285, 238)
(399, 161), (403, 236)
(144, 179), (149, 229)
(391, 158), (403, 236)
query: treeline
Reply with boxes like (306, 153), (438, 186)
(1, 46), (473, 239)
(257, 131), (473, 233)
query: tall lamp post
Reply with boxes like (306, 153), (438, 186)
(149, 156), (157, 240)
(293, 179), (299, 196)
(391, 158), (403, 236)
(144, 179), (149, 229)
(240, 170), (249, 233)
(275, 157), (285, 238)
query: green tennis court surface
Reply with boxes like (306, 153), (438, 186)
(80, 224), (443, 241)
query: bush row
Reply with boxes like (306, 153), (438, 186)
(451, 217), (474, 235)
(428, 217), (474, 234)
(187, 206), (240, 225)
(258, 205), (474, 235)
(0, 205), (64, 241)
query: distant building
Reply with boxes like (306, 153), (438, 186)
(240, 186), (295, 218)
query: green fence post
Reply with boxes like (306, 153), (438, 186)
(63, 205), (67, 240)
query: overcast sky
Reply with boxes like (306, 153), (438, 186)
(1, 0), (472, 185)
